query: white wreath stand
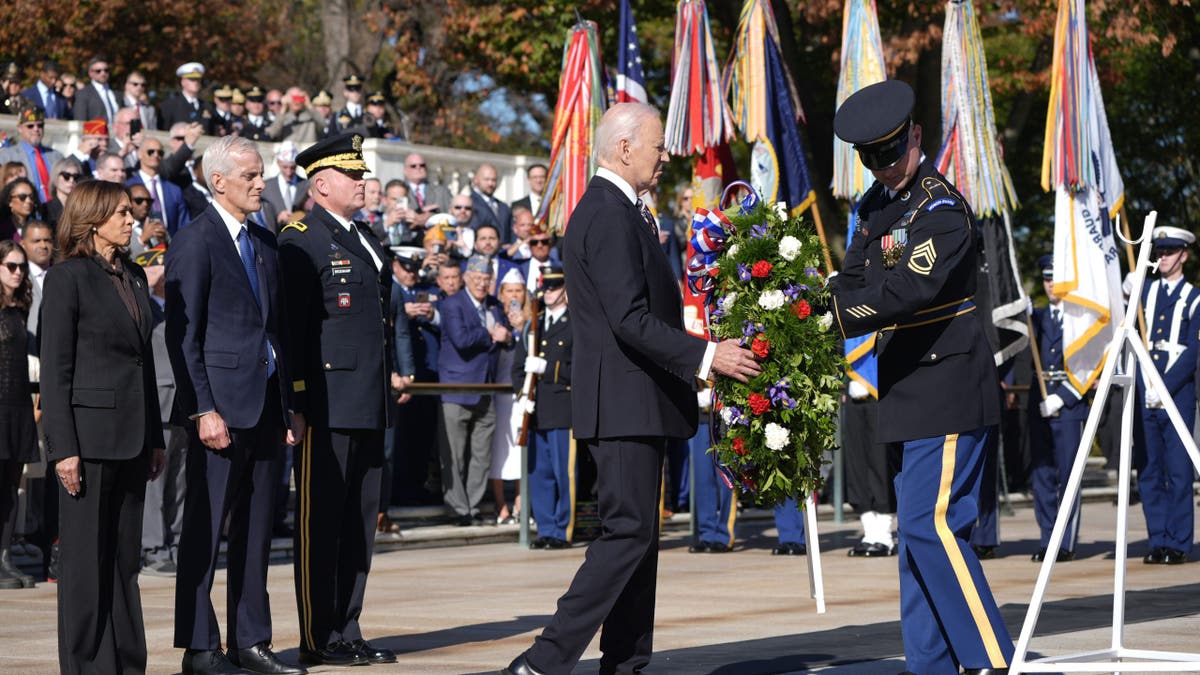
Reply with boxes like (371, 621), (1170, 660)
(805, 494), (826, 614)
(1011, 211), (1200, 672)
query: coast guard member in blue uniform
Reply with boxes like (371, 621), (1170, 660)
(830, 80), (1013, 675)
(1138, 226), (1200, 565)
(687, 387), (738, 553)
(513, 267), (575, 549)
(1029, 254), (1087, 562)
(277, 133), (398, 666)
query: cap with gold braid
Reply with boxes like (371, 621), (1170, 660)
(833, 80), (916, 171)
(294, 132), (368, 176)
(213, 85), (234, 100)
(132, 247), (166, 268)
(245, 85), (265, 101)
(311, 89), (333, 107)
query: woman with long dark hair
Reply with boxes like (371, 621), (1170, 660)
(0, 177), (41, 241)
(40, 179), (165, 674)
(0, 239), (37, 589)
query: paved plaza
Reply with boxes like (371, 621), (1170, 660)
(1, 500), (1198, 674)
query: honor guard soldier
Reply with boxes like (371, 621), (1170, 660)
(687, 386), (738, 553)
(1138, 226), (1200, 565)
(830, 80), (1013, 675)
(240, 86), (273, 141)
(1029, 254), (1086, 562)
(277, 133), (399, 666)
(513, 267), (575, 549)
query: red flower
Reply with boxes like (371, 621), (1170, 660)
(732, 437), (747, 456)
(748, 393), (770, 415)
(751, 260), (773, 278)
(751, 335), (771, 359)
(791, 299), (812, 320)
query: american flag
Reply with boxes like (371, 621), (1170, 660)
(616, 0), (648, 103)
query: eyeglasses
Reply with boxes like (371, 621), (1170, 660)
(128, 81), (145, 87)
(407, 163), (426, 169)
(11, 193), (35, 202)
(1, 262), (26, 274)
(60, 172), (82, 182)
(266, 100), (282, 107)
(144, 148), (164, 157)
(90, 67), (109, 73)
(131, 197), (155, 205)
(345, 85), (362, 92)
(22, 123), (44, 130)
(451, 205), (472, 211)
(529, 238), (551, 246)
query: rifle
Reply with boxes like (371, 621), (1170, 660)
(516, 291), (544, 446)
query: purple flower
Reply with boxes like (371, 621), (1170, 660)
(783, 283), (801, 300)
(709, 308), (725, 323)
(799, 284), (810, 292)
(725, 405), (749, 427)
(737, 263), (751, 281)
(751, 223), (770, 239)
(768, 378), (799, 410)
(805, 266), (820, 278)
(741, 320), (762, 338)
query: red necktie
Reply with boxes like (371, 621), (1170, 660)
(33, 148), (51, 202)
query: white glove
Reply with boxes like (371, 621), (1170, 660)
(1122, 272), (1136, 298)
(27, 354), (40, 384)
(847, 380), (870, 401)
(696, 388), (713, 409)
(1038, 394), (1064, 418)
(1145, 388), (1162, 408)
(524, 355), (547, 375)
(517, 396), (536, 415)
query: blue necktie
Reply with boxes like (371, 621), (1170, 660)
(238, 226), (275, 377)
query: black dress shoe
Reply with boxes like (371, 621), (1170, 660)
(972, 545), (997, 560)
(530, 537), (549, 549)
(298, 641), (368, 667)
(348, 638), (397, 664)
(848, 542), (895, 557)
(962, 669), (1008, 674)
(229, 643), (306, 674)
(456, 514), (474, 527)
(687, 541), (712, 553)
(501, 653), (546, 675)
(1143, 547), (1166, 564)
(708, 542), (733, 552)
(1057, 549), (1076, 562)
(545, 538), (570, 549)
(182, 648), (250, 675)
(771, 542), (806, 555)
(1161, 547), (1188, 564)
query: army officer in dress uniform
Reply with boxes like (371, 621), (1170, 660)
(1028, 254), (1087, 562)
(1137, 226), (1200, 565)
(513, 267), (575, 549)
(830, 80), (1013, 675)
(277, 133), (399, 667)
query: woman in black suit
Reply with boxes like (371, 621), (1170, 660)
(40, 179), (165, 675)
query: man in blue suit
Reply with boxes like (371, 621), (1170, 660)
(166, 135), (305, 675)
(438, 253), (512, 525)
(1028, 254), (1088, 562)
(21, 60), (70, 119)
(127, 137), (189, 236)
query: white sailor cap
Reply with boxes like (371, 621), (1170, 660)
(499, 267), (526, 287)
(1152, 226), (1195, 250)
(176, 62), (205, 79)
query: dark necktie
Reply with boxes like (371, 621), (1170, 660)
(238, 227), (275, 376)
(637, 200), (658, 237)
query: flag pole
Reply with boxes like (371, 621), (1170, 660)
(810, 204), (834, 274)
(1118, 206), (1149, 346)
(1025, 312), (1050, 401)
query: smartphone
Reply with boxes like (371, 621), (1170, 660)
(130, 119), (142, 135)
(415, 292), (430, 303)
(445, 229), (459, 243)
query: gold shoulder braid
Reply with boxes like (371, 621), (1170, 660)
(281, 221), (308, 234)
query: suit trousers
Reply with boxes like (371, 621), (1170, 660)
(895, 428), (1014, 674)
(293, 427), (383, 650)
(141, 424), (188, 562)
(174, 387), (282, 651)
(842, 397), (895, 514)
(1029, 415), (1084, 551)
(57, 455), (149, 675)
(439, 400), (495, 517)
(527, 437), (665, 675)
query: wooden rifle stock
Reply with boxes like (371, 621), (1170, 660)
(516, 292), (544, 446)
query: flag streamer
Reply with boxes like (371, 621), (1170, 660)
(664, 0), (734, 156)
(832, 0), (886, 200)
(615, 0), (648, 104)
(539, 20), (606, 233)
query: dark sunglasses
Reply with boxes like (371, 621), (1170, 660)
(90, 67), (109, 73)
(128, 81), (145, 87)
(529, 238), (552, 246)
(1, 262), (26, 274)
(11, 193), (35, 202)
(22, 122), (44, 129)
(266, 100), (282, 106)
(131, 197), (155, 205)
(143, 148), (164, 157)
(345, 85), (362, 92)
(407, 163), (426, 169)
(60, 172), (83, 182)
(451, 205), (472, 210)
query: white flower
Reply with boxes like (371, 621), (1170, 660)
(719, 292), (737, 310)
(773, 202), (788, 220)
(778, 236), (802, 261)
(727, 244), (740, 258)
(758, 290), (786, 310)
(720, 406), (734, 425)
(818, 312), (833, 331)
(764, 423), (790, 451)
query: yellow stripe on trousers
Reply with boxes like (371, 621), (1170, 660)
(723, 493), (738, 549)
(299, 428), (314, 649)
(934, 434), (1007, 667)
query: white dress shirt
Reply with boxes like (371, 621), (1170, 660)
(328, 210), (382, 271)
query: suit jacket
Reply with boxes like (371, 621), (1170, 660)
(437, 289), (511, 406)
(394, 282), (441, 381)
(122, 96), (158, 130)
(563, 175), (707, 440)
(165, 204), (291, 430)
(831, 158), (1001, 443)
(21, 84), (70, 119)
(262, 176), (309, 217)
(468, 189), (513, 243)
(408, 181), (455, 215)
(0, 143), (64, 198)
(459, 255), (520, 296)
(278, 205), (394, 429)
(127, 173), (190, 236)
(390, 280), (417, 378)
(159, 144), (195, 190)
(158, 93), (217, 134)
(148, 299), (179, 426)
(183, 185), (211, 220)
(72, 81), (118, 122)
(40, 256), (165, 460)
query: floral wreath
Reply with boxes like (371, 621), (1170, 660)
(688, 182), (842, 506)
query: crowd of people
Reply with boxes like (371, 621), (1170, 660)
(1, 58), (1198, 675)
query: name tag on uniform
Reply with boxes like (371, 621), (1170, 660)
(338, 293), (351, 308)
(332, 267), (352, 276)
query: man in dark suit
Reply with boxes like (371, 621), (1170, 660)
(510, 162), (547, 220)
(261, 142), (308, 229)
(166, 135), (305, 675)
(439, 253), (512, 525)
(503, 103), (760, 675)
(72, 55), (120, 124)
(158, 62), (216, 135)
(467, 162), (513, 243)
(277, 133), (398, 668)
(127, 137), (190, 236)
(21, 60), (70, 119)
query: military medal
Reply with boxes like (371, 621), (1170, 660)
(881, 227), (907, 268)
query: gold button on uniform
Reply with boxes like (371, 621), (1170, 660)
(324, 362), (332, 369)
